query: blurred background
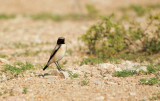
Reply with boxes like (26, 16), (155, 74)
(0, 0), (160, 14)
(0, 0), (159, 63)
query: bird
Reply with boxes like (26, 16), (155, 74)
(43, 37), (67, 71)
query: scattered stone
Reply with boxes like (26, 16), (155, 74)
(79, 65), (91, 74)
(99, 63), (115, 69)
(30, 73), (35, 77)
(98, 63), (116, 73)
(94, 80), (105, 85)
(129, 92), (136, 96)
(114, 67), (122, 71)
(0, 58), (9, 64)
(127, 67), (137, 71)
(59, 71), (70, 79)
(118, 61), (139, 70)
(51, 70), (59, 76)
(50, 70), (69, 79)
(0, 74), (7, 82)
(136, 66), (147, 72)
(104, 74), (112, 79)
(105, 81), (117, 85)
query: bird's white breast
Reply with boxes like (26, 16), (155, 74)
(53, 44), (66, 62)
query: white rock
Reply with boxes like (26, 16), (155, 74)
(30, 73), (35, 77)
(51, 70), (59, 76)
(129, 92), (136, 96)
(51, 70), (69, 79)
(105, 81), (117, 85)
(98, 63), (116, 73)
(114, 67), (122, 71)
(99, 63), (115, 69)
(137, 66), (147, 72)
(94, 80), (105, 85)
(0, 74), (7, 81)
(0, 58), (9, 64)
(79, 65), (91, 74)
(104, 75), (112, 79)
(117, 60), (139, 70)
(127, 68), (136, 71)
(60, 71), (70, 79)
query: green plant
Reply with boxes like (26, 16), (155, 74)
(1, 62), (34, 79)
(84, 72), (88, 78)
(144, 20), (160, 54)
(120, 4), (157, 17)
(59, 64), (64, 69)
(109, 56), (122, 63)
(0, 54), (7, 58)
(31, 13), (63, 21)
(13, 50), (41, 57)
(80, 58), (103, 65)
(30, 10), (99, 22)
(62, 60), (68, 65)
(114, 70), (137, 77)
(2, 88), (14, 96)
(129, 5), (146, 16)
(0, 14), (16, 19)
(139, 77), (160, 85)
(147, 64), (159, 73)
(150, 92), (160, 100)
(30, 4), (99, 21)
(85, 4), (99, 18)
(9, 89), (14, 96)
(114, 64), (160, 77)
(0, 92), (2, 96)
(67, 70), (79, 78)
(80, 13), (160, 62)
(147, 3), (160, 9)
(13, 42), (29, 49)
(80, 80), (89, 86)
(156, 62), (160, 66)
(81, 15), (129, 59)
(22, 87), (28, 94)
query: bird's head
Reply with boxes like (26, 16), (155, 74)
(57, 37), (65, 44)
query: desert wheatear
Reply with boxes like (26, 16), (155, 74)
(43, 37), (66, 71)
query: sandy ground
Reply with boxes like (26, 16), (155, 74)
(0, 0), (160, 101)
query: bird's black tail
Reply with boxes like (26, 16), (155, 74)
(43, 65), (48, 71)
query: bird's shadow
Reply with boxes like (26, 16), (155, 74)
(37, 69), (67, 78)
(37, 73), (51, 77)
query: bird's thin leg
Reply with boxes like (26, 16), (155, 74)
(57, 62), (64, 71)
(55, 62), (61, 71)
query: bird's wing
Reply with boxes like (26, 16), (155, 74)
(47, 44), (61, 63)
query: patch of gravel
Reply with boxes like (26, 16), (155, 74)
(98, 60), (148, 73)
(0, 66), (158, 101)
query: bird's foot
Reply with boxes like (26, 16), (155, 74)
(58, 68), (65, 71)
